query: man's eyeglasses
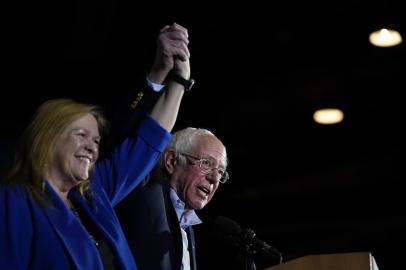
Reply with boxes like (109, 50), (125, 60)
(177, 152), (229, 184)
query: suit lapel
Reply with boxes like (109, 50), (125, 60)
(163, 180), (198, 270)
(186, 226), (197, 270)
(163, 182), (184, 269)
(69, 186), (136, 269)
(42, 183), (102, 270)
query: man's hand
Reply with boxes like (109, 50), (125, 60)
(148, 23), (190, 84)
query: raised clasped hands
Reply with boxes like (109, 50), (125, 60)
(148, 23), (190, 84)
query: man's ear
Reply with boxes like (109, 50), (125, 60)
(164, 151), (176, 174)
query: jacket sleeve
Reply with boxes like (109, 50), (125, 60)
(0, 186), (33, 270)
(93, 115), (171, 206)
(105, 81), (162, 156)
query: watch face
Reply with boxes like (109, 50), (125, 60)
(187, 79), (195, 91)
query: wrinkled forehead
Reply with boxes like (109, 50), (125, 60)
(192, 134), (227, 166)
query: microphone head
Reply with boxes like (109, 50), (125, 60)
(208, 216), (283, 264)
(212, 216), (242, 235)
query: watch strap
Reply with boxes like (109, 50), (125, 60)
(169, 73), (195, 91)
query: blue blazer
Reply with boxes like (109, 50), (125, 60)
(0, 116), (172, 270)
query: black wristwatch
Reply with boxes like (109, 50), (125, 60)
(169, 73), (195, 91)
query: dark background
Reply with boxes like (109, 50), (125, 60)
(2, 0), (405, 269)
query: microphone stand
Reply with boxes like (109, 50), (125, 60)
(210, 216), (282, 270)
(240, 228), (283, 270)
(242, 229), (258, 270)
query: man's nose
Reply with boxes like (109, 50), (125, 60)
(205, 168), (221, 183)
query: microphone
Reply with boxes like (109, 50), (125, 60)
(212, 216), (283, 263)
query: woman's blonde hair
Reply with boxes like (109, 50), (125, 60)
(2, 98), (109, 203)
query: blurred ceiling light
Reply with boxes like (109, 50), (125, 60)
(369, 28), (403, 47)
(313, 108), (344, 125)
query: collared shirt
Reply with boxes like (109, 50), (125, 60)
(146, 78), (165, 92)
(169, 189), (202, 270)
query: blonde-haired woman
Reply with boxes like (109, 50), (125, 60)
(0, 23), (191, 270)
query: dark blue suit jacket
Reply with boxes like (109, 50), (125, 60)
(116, 166), (197, 270)
(112, 85), (198, 270)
